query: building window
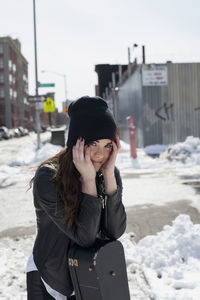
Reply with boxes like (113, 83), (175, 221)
(0, 44), (3, 54)
(13, 64), (16, 72)
(10, 88), (13, 97)
(9, 74), (13, 83)
(9, 60), (12, 70)
(13, 91), (17, 99)
(0, 87), (4, 98)
(23, 73), (28, 82)
(0, 73), (4, 83)
(0, 59), (3, 68)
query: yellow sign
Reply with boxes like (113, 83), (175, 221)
(43, 97), (55, 113)
(64, 106), (68, 114)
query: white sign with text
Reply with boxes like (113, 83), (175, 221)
(142, 65), (168, 86)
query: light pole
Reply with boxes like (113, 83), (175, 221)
(128, 43), (138, 77)
(128, 43), (138, 64)
(41, 70), (67, 109)
(33, 0), (41, 149)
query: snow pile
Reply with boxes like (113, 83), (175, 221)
(10, 143), (62, 166)
(120, 215), (200, 300)
(161, 136), (200, 164)
(117, 136), (200, 171)
(144, 144), (170, 155)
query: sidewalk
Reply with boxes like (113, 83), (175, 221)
(126, 200), (200, 242)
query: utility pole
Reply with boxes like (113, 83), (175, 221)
(142, 45), (146, 64)
(33, 0), (40, 149)
(112, 72), (118, 125)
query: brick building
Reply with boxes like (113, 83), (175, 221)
(0, 36), (31, 128)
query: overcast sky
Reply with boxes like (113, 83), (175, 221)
(1, 0), (200, 111)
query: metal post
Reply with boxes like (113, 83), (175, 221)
(118, 65), (122, 83)
(142, 45), (146, 64)
(33, 0), (40, 149)
(63, 75), (67, 101)
(128, 47), (131, 64)
(128, 47), (131, 77)
(112, 72), (118, 125)
(126, 116), (137, 158)
(63, 74), (68, 109)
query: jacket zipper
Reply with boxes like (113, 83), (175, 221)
(100, 194), (107, 209)
(104, 195), (107, 207)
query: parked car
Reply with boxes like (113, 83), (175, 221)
(8, 128), (15, 138)
(0, 131), (3, 140)
(18, 126), (29, 136)
(0, 126), (11, 139)
(13, 128), (21, 137)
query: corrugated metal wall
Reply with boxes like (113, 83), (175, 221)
(116, 63), (200, 147)
(117, 67), (144, 147)
(142, 85), (163, 146)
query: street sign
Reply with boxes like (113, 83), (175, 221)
(64, 106), (68, 114)
(44, 97), (55, 112)
(142, 65), (168, 86)
(35, 102), (44, 110)
(28, 95), (46, 102)
(39, 83), (55, 88)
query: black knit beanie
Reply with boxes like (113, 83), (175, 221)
(66, 96), (117, 147)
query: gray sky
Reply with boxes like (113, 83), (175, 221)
(1, 0), (200, 111)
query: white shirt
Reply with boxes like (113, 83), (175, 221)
(26, 252), (74, 300)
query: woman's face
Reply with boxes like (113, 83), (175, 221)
(86, 139), (113, 171)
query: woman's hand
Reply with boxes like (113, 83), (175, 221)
(72, 138), (96, 182)
(101, 135), (121, 176)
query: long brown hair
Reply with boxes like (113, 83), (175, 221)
(30, 147), (81, 227)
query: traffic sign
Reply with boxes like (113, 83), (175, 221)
(35, 102), (44, 110)
(39, 83), (55, 88)
(28, 95), (46, 102)
(44, 97), (55, 112)
(64, 106), (68, 114)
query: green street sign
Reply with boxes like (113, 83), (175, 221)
(39, 83), (55, 88)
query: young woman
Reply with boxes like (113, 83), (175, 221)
(26, 96), (127, 300)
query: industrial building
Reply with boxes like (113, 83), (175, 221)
(96, 62), (200, 147)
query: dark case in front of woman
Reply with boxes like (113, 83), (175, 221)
(68, 239), (130, 300)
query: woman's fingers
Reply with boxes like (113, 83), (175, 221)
(72, 138), (79, 163)
(85, 145), (91, 162)
(78, 138), (85, 161)
(73, 138), (88, 165)
(115, 135), (121, 150)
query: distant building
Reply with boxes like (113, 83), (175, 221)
(101, 61), (200, 147)
(0, 36), (30, 128)
(95, 64), (128, 98)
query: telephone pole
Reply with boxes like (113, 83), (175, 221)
(33, 0), (41, 149)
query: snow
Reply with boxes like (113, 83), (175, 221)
(144, 144), (170, 155)
(10, 142), (62, 166)
(0, 133), (200, 299)
(161, 136), (200, 165)
(120, 215), (200, 300)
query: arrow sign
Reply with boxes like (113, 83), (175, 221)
(28, 95), (46, 102)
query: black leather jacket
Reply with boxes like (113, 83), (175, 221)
(32, 164), (126, 296)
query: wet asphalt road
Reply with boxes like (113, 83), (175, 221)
(126, 172), (200, 242)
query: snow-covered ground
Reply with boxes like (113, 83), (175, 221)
(0, 133), (200, 299)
